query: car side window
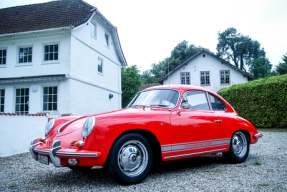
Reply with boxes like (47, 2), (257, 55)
(185, 91), (210, 110)
(208, 93), (227, 111)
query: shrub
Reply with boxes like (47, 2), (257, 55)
(217, 74), (287, 128)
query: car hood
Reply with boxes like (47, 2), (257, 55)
(56, 107), (171, 136)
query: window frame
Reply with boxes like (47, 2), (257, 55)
(15, 87), (30, 114)
(42, 42), (60, 65)
(182, 90), (211, 111)
(0, 48), (7, 67)
(208, 93), (228, 111)
(43, 86), (58, 112)
(180, 72), (190, 85)
(105, 32), (110, 48)
(90, 22), (97, 39)
(16, 45), (33, 66)
(200, 71), (210, 86)
(98, 57), (103, 75)
(0, 89), (5, 112)
(220, 70), (230, 84)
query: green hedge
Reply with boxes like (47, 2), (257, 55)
(217, 74), (287, 128)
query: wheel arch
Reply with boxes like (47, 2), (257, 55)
(104, 129), (162, 165)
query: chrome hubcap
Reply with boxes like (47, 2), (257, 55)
(232, 132), (247, 158)
(118, 140), (148, 177)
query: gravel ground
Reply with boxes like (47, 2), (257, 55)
(0, 131), (286, 191)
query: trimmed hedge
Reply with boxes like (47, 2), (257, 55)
(217, 74), (287, 128)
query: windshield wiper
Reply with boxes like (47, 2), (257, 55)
(131, 104), (149, 108)
(149, 104), (169, 107)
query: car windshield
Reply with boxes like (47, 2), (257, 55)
(128, 89), (179, 108)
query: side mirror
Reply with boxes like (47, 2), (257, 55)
(177, 102), (190, 113)
(181, 102), (190, 109)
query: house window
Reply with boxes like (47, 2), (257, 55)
(0, 89), (4, 112)
(0, 49), (7, 65)
(90, 22), (97, 38)
(105, 33), (109, 47)
(98, 58), (103, 73)
(181, 72), (190, 85)
(44, 44), (58, 61)
(15, 88), (29, 114)
(220, 70), (230, 84)
(19, 47), (32, 63)
(200, 71), (210, 86)
(43, 87), (57, 111)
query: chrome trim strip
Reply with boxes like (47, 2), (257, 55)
(56, 115), (88, 134)
(164, 148), (226, 160)
(56, 152), (98, 157)
(33, 148), (50, 155)
(49, 140), (62, 167)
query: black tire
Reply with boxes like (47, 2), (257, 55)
(223, 131), (250, 164)
(108, 133), (153, 184)
(68, 166), (93, 172)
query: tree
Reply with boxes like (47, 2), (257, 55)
(276, 53), (287, 75)
(121, 65), (141, 108)
(141, 40), (206, 84)
(246, 58), (272, 79)
(216, 27), (266, 70)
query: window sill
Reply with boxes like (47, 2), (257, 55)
(105, 45), (110, 49)
(220, 83), (230, 85)
(0, 65), (7, 68)
(201, 84), (210, 86)
(91, 36), (97, 40)
(15, 63), (33, 67)
(98, 72), (103, 76)
(41, 61), (60, 65)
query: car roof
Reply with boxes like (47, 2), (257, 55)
(142, 84), (214, 93)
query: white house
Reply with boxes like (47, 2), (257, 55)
(0, 0), (127, 117)
(159, 50), (253, 93)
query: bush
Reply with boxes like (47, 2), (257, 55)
(217, 74), (287, 128)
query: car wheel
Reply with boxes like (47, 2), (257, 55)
(68, 166), (93, 171)
(223, 131), (250, 164)
(108, 133), (153, 184)
(222, 131), (250, 163)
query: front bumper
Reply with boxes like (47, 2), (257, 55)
(29, 138), (101, 167)
(254, 132), (263, 139)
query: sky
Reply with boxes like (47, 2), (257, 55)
(1, 0), (287, 73)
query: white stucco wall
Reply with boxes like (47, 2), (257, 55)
(0, 31), (71, 78)
(0, 115), (47, 157)
(163, 53), (248, 93)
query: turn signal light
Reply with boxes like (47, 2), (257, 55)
(73, 141), (84, 148)
(38, 137), (46, 142)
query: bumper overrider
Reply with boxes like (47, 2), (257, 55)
(29, 138), (101, 167)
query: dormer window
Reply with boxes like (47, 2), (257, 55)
(105, 33), (109, 48)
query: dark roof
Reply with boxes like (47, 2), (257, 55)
(0, 0), (95, 35)
(159, 50), (253, 83)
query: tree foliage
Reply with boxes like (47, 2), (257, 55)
(216, 27), (271, 78)
(141, 40), (206, 84)
(121, 65), (141, 108)
(276, 53), (287, 75)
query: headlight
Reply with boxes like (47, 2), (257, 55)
(45, 119), (55, 136)
(82, 117), (95, 138)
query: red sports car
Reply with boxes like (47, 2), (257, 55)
(29, 85), (262, 184)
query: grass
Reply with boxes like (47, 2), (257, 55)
(254, 160), (262, 165)
(8, 184), (16, 189)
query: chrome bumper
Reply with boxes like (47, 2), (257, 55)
(254, 132), (263, 139)
(29, 139), (62, 167)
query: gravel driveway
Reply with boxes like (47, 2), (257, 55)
(0, 130), (286, 191)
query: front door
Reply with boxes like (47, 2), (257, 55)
(169, 90), (224, 158)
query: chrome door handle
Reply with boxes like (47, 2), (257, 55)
(214, 120), (222, 123)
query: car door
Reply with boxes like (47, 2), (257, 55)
(169, 90), (224, 158)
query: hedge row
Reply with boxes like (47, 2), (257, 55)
(217, 74), (287, 128)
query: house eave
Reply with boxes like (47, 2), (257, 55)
(0, 74), (68, 84)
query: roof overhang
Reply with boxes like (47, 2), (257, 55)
(0, 74), (68, 84)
